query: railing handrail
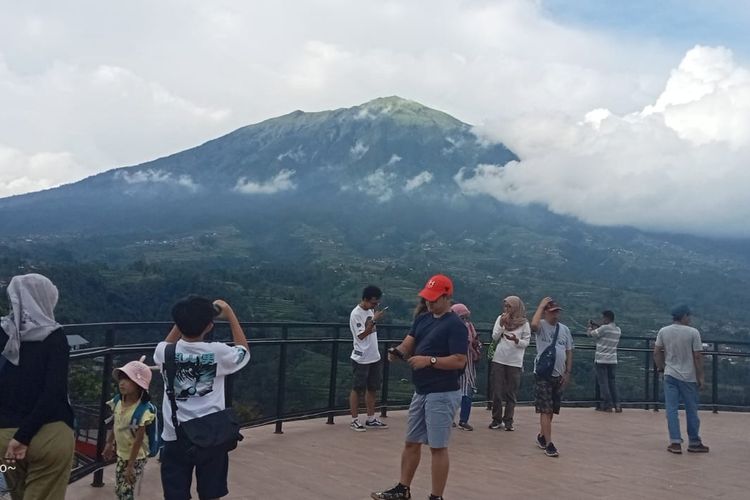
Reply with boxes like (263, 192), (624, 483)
(60, 320), (750, 348)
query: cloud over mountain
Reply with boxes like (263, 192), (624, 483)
(234, 169), (297, 194)
(462, 46), (750, 237)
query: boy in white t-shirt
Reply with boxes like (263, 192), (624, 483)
(349, 285), (388, 431)
(153, 296), (250, 500)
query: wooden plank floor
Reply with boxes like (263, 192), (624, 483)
(68, 407), (750, 499)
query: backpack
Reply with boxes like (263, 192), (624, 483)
(112, 394), (161, 458)
(534, 323), (560, 379)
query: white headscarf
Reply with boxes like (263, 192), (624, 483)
(1, 273), (61, 366)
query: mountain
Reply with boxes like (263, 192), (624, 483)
(1, 96), (749, 343)
(0, 96), (517, 234)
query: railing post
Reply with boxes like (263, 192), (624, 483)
(327, 327), (341, 425)
(712, 342), (719, 414)
(92, 328), (116, 488)
(274, 326), (289, 434)
(380, 327), (390, 418)
(652, 351), (660, 413)
(643, 339), (651, 410)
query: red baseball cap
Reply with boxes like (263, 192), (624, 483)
(418, 274), (454, 302)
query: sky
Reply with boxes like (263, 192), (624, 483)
(1, 0), (749, 238)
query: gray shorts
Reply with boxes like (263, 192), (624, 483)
(405, 390), (461, 449)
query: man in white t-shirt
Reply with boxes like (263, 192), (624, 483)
(530, 297), (574, 458)
(654, 305), (709, 454)
(153, 296), (250, 500)
(349, 285), (388, 431)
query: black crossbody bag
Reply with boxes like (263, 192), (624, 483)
(164, 343), (243, 462)
(535, 323), (560, 379)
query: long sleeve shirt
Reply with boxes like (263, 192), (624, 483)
(0, 328), (75, 444)
(491, 317), (531, 368)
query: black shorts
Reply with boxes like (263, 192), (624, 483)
(534, 375), (563, 415)
(352, 360), (382, 392)
(161, 438), (229, 500)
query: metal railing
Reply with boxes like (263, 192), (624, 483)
(62, 321), (750, 485)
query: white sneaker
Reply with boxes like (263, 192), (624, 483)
(365, 418), (389, 429)
(350, 420), (366, 432)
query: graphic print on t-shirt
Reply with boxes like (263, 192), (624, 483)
(174, 352), (217, 400)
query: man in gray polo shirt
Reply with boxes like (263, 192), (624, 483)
(587, 310), (622, 412)
(653, 305), (709, 454)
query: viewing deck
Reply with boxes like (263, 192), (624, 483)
(68, 407), (749, 499)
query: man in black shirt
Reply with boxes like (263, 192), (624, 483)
(372, 274), (468, 500)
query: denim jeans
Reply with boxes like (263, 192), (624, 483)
(595, 363), (619, 409)
(664, 375), (701, 445)
(459, 395), (473, 424)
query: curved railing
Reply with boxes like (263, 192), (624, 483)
(62, 321), (750, 485)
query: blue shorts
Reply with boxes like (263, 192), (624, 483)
(405, 390), (461, 449)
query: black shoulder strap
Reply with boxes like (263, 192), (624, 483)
(164, 343), (180, 431)
(552, 323), (560, 344)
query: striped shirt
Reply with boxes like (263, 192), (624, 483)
(588, 323), (621, 364)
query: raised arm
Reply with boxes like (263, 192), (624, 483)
(214, 300), (249, 352)
(531, 297), (552, 332)
(164, 325), (181, 343)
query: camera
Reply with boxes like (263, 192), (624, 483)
(588, 319), (600, 329)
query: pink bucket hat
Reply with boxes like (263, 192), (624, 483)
(112, 355), (152, 392)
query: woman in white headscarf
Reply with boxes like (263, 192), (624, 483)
(489, 296), (531, 431)
(0, 274), (75, 500)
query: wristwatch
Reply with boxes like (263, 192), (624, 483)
(430, 356), (437, 366)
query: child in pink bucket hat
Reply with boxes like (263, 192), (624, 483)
(104, 356), (157, 500)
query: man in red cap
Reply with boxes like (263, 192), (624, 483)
(530, 297), (574, 458)
(371, 274), (468, 500)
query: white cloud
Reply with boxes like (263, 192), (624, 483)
(350, 140), (369, 160)
(404, 171), (434, 192)
(234, 169), (297, 194)
(0, 144), (82, 198)
(360, 169), (396, 202)
(115, 169), (199, 192)
(459, 46), (750, 237)
(277, 147), (306, 162)
(387, 154), (402, 166)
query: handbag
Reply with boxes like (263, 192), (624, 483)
(534, 323), (560, 379)
(164, 343), (243, 462)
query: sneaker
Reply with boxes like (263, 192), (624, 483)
(365, 418), (389, 429)
(371, 483), (411, 499)
(687, 443), (710, 453)
(667, 443), (682, 454)
(504, 423), (514, 432)
(544, 442), (559, 457)
(429, 496), (444, 500)
(536, 433), (547, 449)
(489, 420), (503, 430)
(457, 422), (474, 431)
(350, 420), (366, 432)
